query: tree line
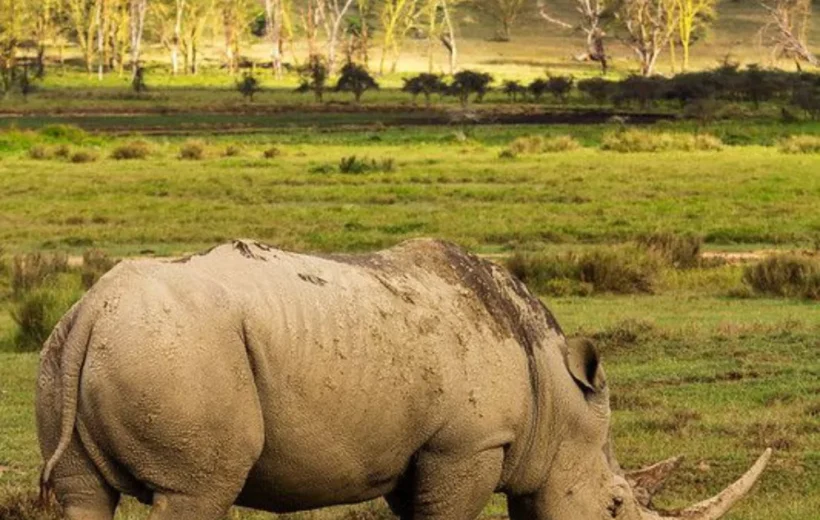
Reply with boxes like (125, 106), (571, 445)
(0, 0), (816, 88)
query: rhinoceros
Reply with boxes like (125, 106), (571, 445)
(37, 239), (770, 520)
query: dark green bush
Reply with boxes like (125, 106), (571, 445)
(338, 155), (395, 174)
(295, 55), (328, 102)
(502, 80), (527, 102)
(401, 73), (446, 106)
(38, 124), (87, 143)
(448, 70), (493, 106)
(335, 62), (379, 102)
(545, 75), (573, 103)
(528, 78), (549, 101)
(236, 72), (261, 101)
(742, 254), (820, 300)
(577, 78), (616, 104)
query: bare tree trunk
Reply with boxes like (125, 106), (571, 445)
(130, 0), (148, 77)
(441, 0), (457, 74)
(96, 0), (106, 81)
(327, 0), (355, 72)
(265, 0), (283, 77)
(172, 0), (185, 75)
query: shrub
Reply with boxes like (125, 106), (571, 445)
(448, 70), (493, 106)
(179, 140), (206, 160)
(111, 140), (150, 160)
(70, 150), (98, 163)
(11, 252), (68, 297)
(507, 246), (661, 295)
(779, 135), (820, 154)
(335, 62), (379, 102)
(131, 66), (148, 93)
(223, 145), (242, 157)
(81, 249), (117, 289)
(613, 75), (665, 108)
(236, 72), (261, 101)
(637, 232), (702, 268)
(528, 78), (549, 101)
(742, 254), (820, 300)
(401, 73), (446, 106)
(502, 80), (527, 102)
(601, 130), (722, 152)
(577, 77), (615, 104)
(296, 55), (328, 102)
(545, 75), (574, 102)
(39, 124), (87, 143)
(263, 146), (281, 159)
(338, 155), (395, 174)
(12, 283), (82, 352)
(53, 144), (71, 159)
(506, 135), (581, 155)
(28, 144), (51, 160)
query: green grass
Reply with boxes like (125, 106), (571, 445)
(0, 129), (818, 256)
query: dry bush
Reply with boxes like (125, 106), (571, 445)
(81, 249), (117, 289)
(507, 246), (662, 296)
(637, 232), (703, 268)
(11, 252), (68, 297)
(223, 145), (242, 157)
(779, 135), (820, 154)
(742, 254), (820, 300)
(506, 135), (580, 155)
(70, 150), (98, 163)
(601, 129), (723, 152)
(111, 140), (150, 160)
(263, 146), (281, 159)
(53, 144), (71, 159)
(179, 140), (206, 160)
(28, 145), (51, 160)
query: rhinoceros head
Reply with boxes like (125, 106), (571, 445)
(511, 337), (771, 520)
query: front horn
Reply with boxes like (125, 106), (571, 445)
(639, 449), (772, 520)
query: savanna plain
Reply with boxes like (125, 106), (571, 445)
(1, 3), (820, 517)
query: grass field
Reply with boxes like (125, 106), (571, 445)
(0, 96), (819, 518)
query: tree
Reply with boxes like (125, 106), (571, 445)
(263, 0), (284, 77)
(401, 72), (446, 105)
(219, 0), (253, 75)
(236, 71), (261, 100)
(538, 0), (609, 74)
(182, 0), (212, 74)
(673, 0), (716, 71)
(472, 0), (526, 41)
(449, 69), (492, 106)
(326, 0), (356, 72)
(613, 0), (679, 76)
(30, 0), (57, 77)
(66, 0), (101, 74)
(335, 61), (378, 101)
(0, 0), (22, 93)
(378, 0), (421, 74)
(759, 0), (817, 70)
(296, 54), (328, 101)
(423, 0), (459, 74)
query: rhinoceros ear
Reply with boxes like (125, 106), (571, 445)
(566, 337), (606, 394)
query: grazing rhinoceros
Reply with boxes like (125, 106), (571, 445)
(37, 239), (770, 520)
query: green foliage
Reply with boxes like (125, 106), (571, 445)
(296, 55), (329, 102)
(742, 254), (820, 300)
(236, 72), (261, 101)
(401, 73), (446, 105)
(338, 155), (395, 174)
(779, 135), (820, 154)
(335, 62), (379, 102)
(448, 70), (493, 106)
(179, 140), (206, 160)
(502, 80), (527, 102)
(38, 124), (87, 143)
(527, 78), (548, 101)
(545, 75), (573, 102)
(577, 78), (616, 104)
(111, 140), (151, 160)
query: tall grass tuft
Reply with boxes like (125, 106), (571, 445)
(0, 489), (62, 520)
(506, 135), (580, 155)
(601, 130), (723, 152)
(178, 140), (206, 160)
(111, 140), (150, 160)
(507, 246), (662, 296)
(637, 232), (703, 268)
(11, 280), (83, 352)
(81, 249), (117, 289)
(11, 252), (68, 297)
(779, 135), (820, 154)
(742, 254), (820, 300)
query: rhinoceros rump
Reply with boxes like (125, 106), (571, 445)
(37, 239), (770, 520)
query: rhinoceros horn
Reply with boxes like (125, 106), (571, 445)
(638, 448), (772, 520)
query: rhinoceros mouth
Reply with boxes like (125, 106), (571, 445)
(631, 448), (772, 520)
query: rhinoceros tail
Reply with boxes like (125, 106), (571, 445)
(39, 304), (96, 502)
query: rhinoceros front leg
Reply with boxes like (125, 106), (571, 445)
(390, 448), (504, 520)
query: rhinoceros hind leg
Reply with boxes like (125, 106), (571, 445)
(402, 448), (504, 520)
(53, 436), (120, 520)
(146, 492), (233, 520)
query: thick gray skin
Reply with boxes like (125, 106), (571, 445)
(37, 239), (635, 520)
